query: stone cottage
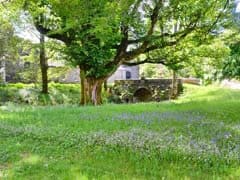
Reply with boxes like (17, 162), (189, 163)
(62, 65), (140, 83)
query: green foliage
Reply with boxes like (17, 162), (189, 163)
(140, 64), (172, 79)
(0, 83), (114, 105)
(134, 31), (231, 84)
(222, 42), (240, 79)
(141, 64), (159, 78)
(0, 12), (14, 58)
(20, 43), (40, 83)
(0, 9), (19, 84)
(169, 35), (230, 84)
(222, 56), (240, 79)
(0, 85), (240, 178)
(48, 66), (70, 82)
(0, 83), (80, 105)
(0, 5), (21, 60)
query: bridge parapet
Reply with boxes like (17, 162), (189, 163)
(112, 79), (183, 103)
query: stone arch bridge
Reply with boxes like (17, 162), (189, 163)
(112, 79), (183, 103)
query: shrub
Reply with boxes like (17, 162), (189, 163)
(0, 83), (81, 105)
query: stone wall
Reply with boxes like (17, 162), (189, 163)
(182, 78), (201, 85)
(112, 79), (183, 103)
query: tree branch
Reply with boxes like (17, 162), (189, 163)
(122, 58), (166, 66)
(35, 22), (72, 44)
(207, 0), (229, 33)
(34, 6), (73, 44)
(105, 1), (163, 69)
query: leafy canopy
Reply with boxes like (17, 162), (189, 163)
(10, 0), (232, 79)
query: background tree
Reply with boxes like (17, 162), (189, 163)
(16, 14), (50, 93)
(220, 3), (240, 80)
(140, 64), (160, 79)
(0, 6), (19, 84)
(0, 22), (13, 83)
(39, 33), (48, 93)
(222, 41), (240, 80)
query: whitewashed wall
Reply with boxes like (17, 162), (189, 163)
(61, 65), (140, 83)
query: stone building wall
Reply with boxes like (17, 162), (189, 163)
(61, 65), (140, 83)
(61, 68), (80, 83)
(107, 65), (139, 83)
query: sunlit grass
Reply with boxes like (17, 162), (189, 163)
(0, 84), (240, 179)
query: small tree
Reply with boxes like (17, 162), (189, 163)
(0, 7), (17, 84)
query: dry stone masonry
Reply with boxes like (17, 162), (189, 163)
(112, 79), (183, 103)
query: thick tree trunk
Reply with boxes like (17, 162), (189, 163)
(79, 69), (104, 106)
(86, 78), (104, 105)
(40, 33), (48, 94)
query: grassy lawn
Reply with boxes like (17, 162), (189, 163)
(0, 85), (240, 179)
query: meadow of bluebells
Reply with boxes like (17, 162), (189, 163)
(0, 85), (240, 179)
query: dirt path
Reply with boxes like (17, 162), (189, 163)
(221, 80), (240, 90)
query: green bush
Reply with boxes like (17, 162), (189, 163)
(0, 83), (81, 105)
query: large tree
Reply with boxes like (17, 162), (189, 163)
(12, 0), (231, 105)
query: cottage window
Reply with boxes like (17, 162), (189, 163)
(126, 71), (131, 79)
